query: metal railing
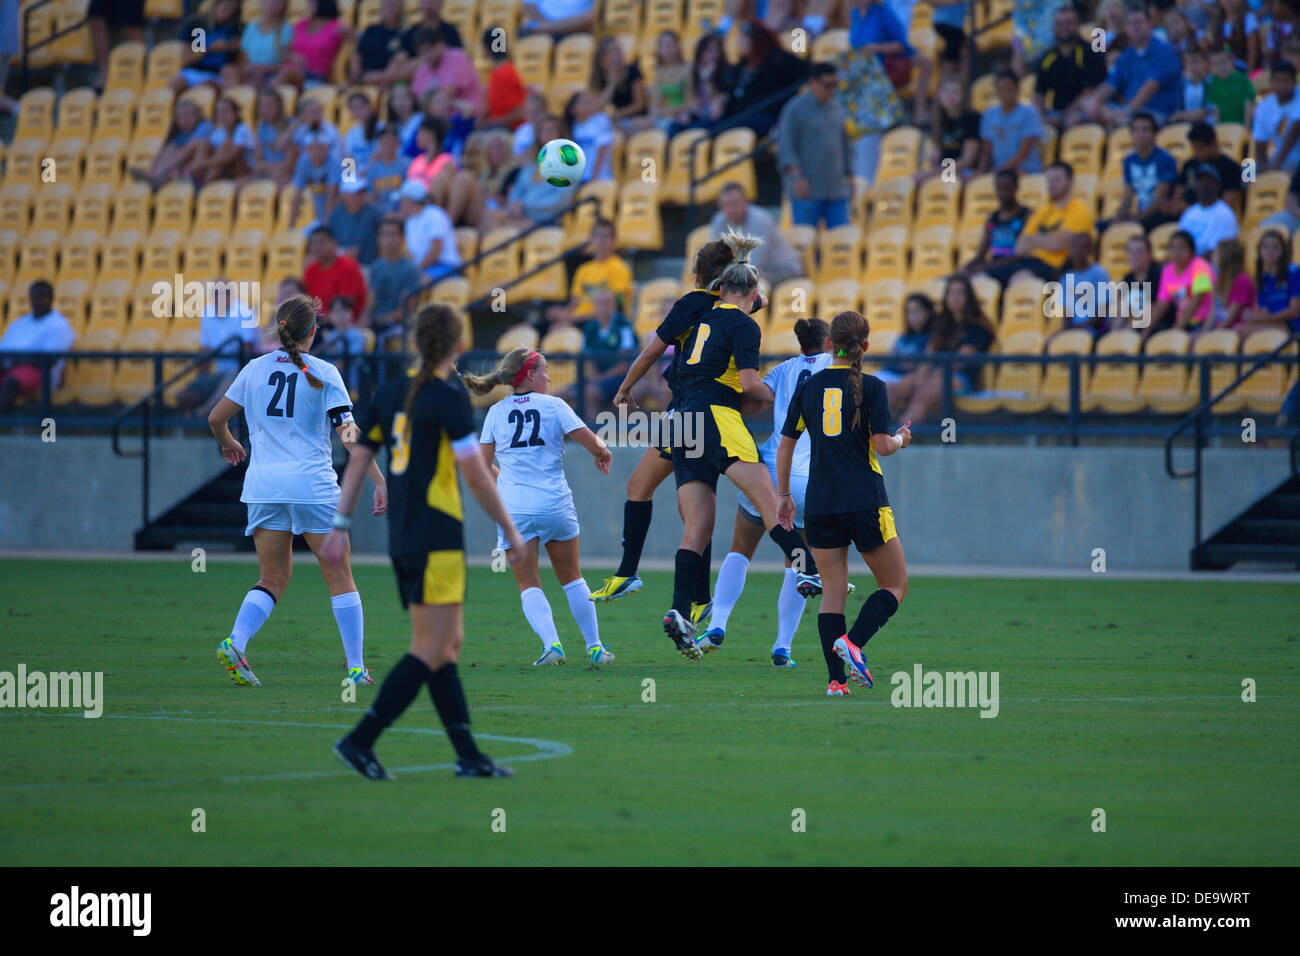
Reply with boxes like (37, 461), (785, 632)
(19, 0), (88, 88)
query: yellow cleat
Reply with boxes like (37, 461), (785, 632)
(589, 573), (643, 603)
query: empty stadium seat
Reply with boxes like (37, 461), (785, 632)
(1088, 329), (1143, 414)
(1140, 329), (1192, 414)
(1042, 328), (1097, 413)
(615, 181), (663, 250)
(514, 227), (569, 301)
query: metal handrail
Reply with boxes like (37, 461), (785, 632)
(20, 0), (88, 87)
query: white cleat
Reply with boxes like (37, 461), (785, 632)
(217, 637), (261, 686)
(533, 643), (566, 666)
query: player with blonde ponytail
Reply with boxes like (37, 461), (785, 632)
(207, 294), (387, 688)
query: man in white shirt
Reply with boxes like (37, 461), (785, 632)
(1253, 60), (1300, 173)
(176, 278), (261, 416)
(708, 183), (803, 284)
(1177, 166), (1239, 256)
(0, 280), (76, 411)
(398, 179), (462, 280)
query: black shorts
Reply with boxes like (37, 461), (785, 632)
(89, 0), (145, 26)
(391, 550), (466, 608)
(806, 508), (898, 552)
(671, 405), (759, 491)
(934, 23), (966, 63)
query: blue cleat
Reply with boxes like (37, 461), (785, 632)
(831, 636), (874, 688)
(771, 651), (797, 668)
(696, 626), (725, 654)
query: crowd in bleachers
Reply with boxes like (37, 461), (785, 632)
(0, 0), (1297, 426)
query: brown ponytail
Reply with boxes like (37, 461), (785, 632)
(403, 304), (466, 422)
(793, 317), (828, 355)
(275, 294), (324, 389)
(829, 310), (871, 431)
(459, 346), (539, 395)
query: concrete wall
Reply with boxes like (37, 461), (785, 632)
(0, 435), (1291, 570)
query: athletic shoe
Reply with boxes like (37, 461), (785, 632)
(795, 572), (823, 598)
(826, 681), (851, 696)
(589, 574), (643, 603)
(771, 651), (797, 668)
(455, 756), (515, 778)
(216, 638), (261, 687)
(696, 626), (725, 654)
(662, 609), (701, 660)
(832, 636), (874, 688)
(689, 600), (713, 626)
(533, 643), (566, 666)
(346, 667), (374, 685)
(333, 736), (393, 781)
(587, 644), (616, 666)
(846, 582), (857, 594)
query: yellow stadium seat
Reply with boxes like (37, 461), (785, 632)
(145, 41), (186, 90)
(46, 135), (85, 187)
(0, 230), (19, 285)
(57, 230), (100, 286)
(275, 186), (315, 234)
(0, 183), (36, 237)
(1155, 122), (1192, 165)
(812, 28), (850, 60)
(94, 91), (137, 144)
(115, 326), (166, 405)
(178, 84), (217, 121)
(1244, 171), (1290, 231)
(818, 278), (862, 317)
(615, 181), (663, 250)
(993, 330), (1049, 413)
(1148, 221), (1179, 260)
(1216, 123), (1248, 162)
(623, 128), (667, 185)
(32, 182), (75, 233)
(914, 176), (954, 229)
(15, 230), (59, 284)
(960, 173), (997, 232)
(869, 176), (914, 230)
(514, 33), (553, 89)
(1185, 329), (1242, 413)
(183, 230), (227, 278)
(83, 137), (125, 187)
(679, 224), (712, 285)
(1102, 126), (1133, 181)
(129, 280), (173, 335)
(265, 231), (306, 287)
(124, 136), (164, 178)
(875, 126), (922, 184)
(908, 226), (954, 285)
(603, 0), (639, 31)
(155, 180), (196, 235)
(472, 227), (523, 299)
(863, 279), (905, 333)
(1016, 172), (1046, 210)
(224, 232), (267, 284)
(1086, 329), (1143, 413)
(1058, 124), (1105, 178)
(135, 88), (176, 141)
(1239, 329), (1296, 414)
(3, 137), (47, 188)
(1001, 279), (1046, 337)
(563, 180), (615, 248)
(662, 128), (710, 205)
(72, 326), (122, 406)
(971, 274), (1001, 321)
(54, 0), (94, 66)
(161, 324), (204, 406)
(768, 277), (816, 332)
(58, 88), (98, 142)
(86, 279), (133, 333)
(107, 182), (151, 236)
(105, 41), (146, 93)
(970, 74), (996, 112)
(783, 225), (817, 279)
(864, 226), (908, 285)
(98, 231), (142, 284)
(224, 84), (258, 131)
(862, 327), (899, 375)
(700, 127), (756, 201)
(514, 227), (569, 301)
(1140, 329), (1192, 414)
(1098, 221), (1142, 281)
(54, 278), (91, 332)
(1040, 328), (1096, 413)
(635, 277), (682, 331)
(553, 33), (595, 87)
(1073, 172), (1099, 216)
(234, 179), (279, 235)
(195, 181), (237, 234)
(817, 225), (864, 283)
(1098, 177), (1127, 220)
(15, 88), (56, 142)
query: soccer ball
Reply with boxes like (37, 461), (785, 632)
(537, 138), (587, 188)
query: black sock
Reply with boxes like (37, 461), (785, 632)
(672, 548), (703, 616)
(848, 589), (899, 647)
(818, 613), (847, 683)
(692, 541), (712, 605)
(768, 525), (818, 576)
(427, 662), (483, 763)
(349, 654), (429, 749)
(616, 499), (653, 577)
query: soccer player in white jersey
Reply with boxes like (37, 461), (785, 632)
(207, 294), (387, 687)
(461, 347), (615, 666)
(699, 318), (833, 667)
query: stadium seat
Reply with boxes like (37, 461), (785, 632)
(514, 34), (553, 89)
(1072, 173), (1099, 214)
(111, 182), (152, 235)
(234, 180), (279, 235)
(1140, 329), (1192, 413)
(72, 326), (122, 406)
(1000, 280), (1047, 337)
(615, 181), (663, 250)
(818, 278), (862, 317)
(224, 85), (258, 131)
(1216, 123), (1248, 162)
(553, 33), (595, 87)
(1155, 123), (1192, 165)
(141, 230), (185, 299)
(275, 186), (316, 234)
(874, 127), (922, 185)
(195, 181), (237, 234)
(115, 326), (166, 405)
(1088, 329), (1144, 414)
(564, 179), (615, 248)
(1239, 329), (1296, 413)
(970, 274), (1001, 321)
(1058, 124), (1105, 178)
(83, 138), (125, 188)
(662, 128), (710, 205)
(97, 232), (143, 284)
(914, 177), (953, 229)
(861, 327), (899, 373)
(124, 136), (164, 178)
(1244, 171), (1290, 231)
(1188, 329), (1243, 413)
(105, 41), (146, 93)
(514, 227), (568, 301)
(15, 230), (59, 284)
(265, 231), (306, 287)
(58, 88), (98, 142)
(700, 128), (756, 201)
(134, 88), (176, 143)
(1148, 222), (1179, 260)
(907, 226), (954, 285)
(0, 230), (19, 285)
(623, 128), (667, 185)
(130, 281), (173, 335)
(864, 226), (908, 285)
(53, 277), (92, 332)
(960, 174), (997, 232)
(87, 279), (133, 334)
(768, 277), (816, 332)
(992, 330), (1049, 414)
(1103, 126), (1133, 180)
(783, 225), (817, 279)
(47, 135), (86, 188)
(155, 181), (196, 235)
(0, 182), (36, 236)
(869, 176), (914, 230)
(161, 325), (204, 407)
(224, 232), (267, 284)
(183, 230), (228, 278)
(1099, 222), (1143, 281)
(1041, 329), (1097, 413)
(1098, 177), (1127, 221)
(15, 88), (56, 142)
(1016, 172), (1047, 211)
(57, 230), (100, 287)
(970, 74), (996, 112)
(145, 42), (186, 91)
(603, 0), (640, 31)
(472, 227), (524, 299)
(812, 28), (850, 60)
(817, 225), (864, 283)
(32, 182), (75, 233)
(635, 277), (681, 332)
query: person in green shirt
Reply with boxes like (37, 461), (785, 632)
(1206, 47), (1257, 125)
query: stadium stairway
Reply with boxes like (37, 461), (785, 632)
(1193, 474), (1300, 570)
(134, 463), (253, 552)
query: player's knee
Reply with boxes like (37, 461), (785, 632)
(257, 574), (289, 597)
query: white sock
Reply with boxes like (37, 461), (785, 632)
(773, 568), (806, 655)
(229, 588), (275, 654)
(520, 586), (560, 649)
(562, 578), (602, 649)
(709, 552), (750, 632)
(330, 591), (365, 670)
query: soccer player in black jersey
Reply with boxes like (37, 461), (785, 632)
(658, 232), (821, 659)
(777, 310), (912, 696)
(321, 305), (527, 780)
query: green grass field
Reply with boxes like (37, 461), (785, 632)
(0, 557), (1296, 866)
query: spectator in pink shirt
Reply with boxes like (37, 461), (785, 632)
(1210, 238), (1256, 333)
(1152, 229), (1215, 339)
(409, 27), (483, 117)
(283, 0), (350, 86)
(406, 117), (486, 227)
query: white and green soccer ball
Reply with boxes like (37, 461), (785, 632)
(537, 138), (587, 188)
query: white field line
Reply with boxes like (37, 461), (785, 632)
(0, 713), (572, 792)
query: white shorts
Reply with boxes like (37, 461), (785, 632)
(497, 508), (580, 550)
(737, 460), (808, 529)
(245, 501), (337, 536)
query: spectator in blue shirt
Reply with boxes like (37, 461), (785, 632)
(849, 0), (931, 122)
(1083, 6), (1182, 126)
(1241, 229), (1300, 334)
(980, 70), (1044, 173)
(1116, 111), (1178, 228)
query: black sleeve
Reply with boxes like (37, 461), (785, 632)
(865, 377), (893, 436)
(962, 110), (981, 143)
(781, 382), (807, 439)
(444, 386), (476, 442)
(1289, 165), (1300, 200)
(356, 386), (389, 451)
(656, 294), (699, 344)
(733, 318), (762, 372)
(1084, 48), (1108, 88)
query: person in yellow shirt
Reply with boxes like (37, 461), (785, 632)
(547, 218), (634, 324)
(979, 161), (1096, 286)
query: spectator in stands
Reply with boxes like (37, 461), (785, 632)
(677, 33), (730, 134)
(365, 125), (409, 206)
(285, 95), (341, 153)
(1210, 237), (1256, 333)
(170, 0), (243, 92)
(1205, 0), (1256, 70)
(398, 179), (462, 280)
(1096, 0), (1129, 65)
(929, 0), (972, 82)
(352, 0), (407, 85)
(328, 180), (385, 265)
(593, 37), (649, 134)
(1178, 166), (1239, 257)
(1008, 0), (1059, 79)
(980, 69), (1044, 175)
(250, 87), (297, 186)
(402, 0), (463, 57)
(1161, 5), (1197, 56)
(290, 129), (340, 225)
(1253, 60), (1300, 172)
(720, 20), (809, 136)
(708, 183), (802, 284)
(343, 92), (383, 170)
(1082, 6), (1182, 127)
(1169, 122), (1245, 222)
(1240, 229), (1300, 333)
(386, 83), (424, 157)
(366, 216), (424, 342)
(1205, 46), (1257, 127)
(1170, 46), (1210, 123)
(980, 161), (1094, 286)
(1055, 233), (1113, 336)
(848, 0), (928, 124)
(1036, 13), (1105, 111)
(88, 0), (145, 93)
(498, 116), (578, 228)
(409, 27), (483, 117)
(874, 293), (935, 385)
(778, 61), (853, 229)
(565, 89), (616, 181)
(304, 227), (368, 322)
(423, 84), (477, 164)
(580, 288), (638, 411)
(520, 0), (596, 37)
(512, 92), (548, 158)
(284, 0), (351, 86)
(482, 27), (529, 130)
(318, 296), (369, 389)
(1263, 155), (1300, 236)
(0, 281), (75, 412)
(475, 132), (519, 213)
(1151, 229), (1214, 339)
(548, 219), (633, 326)
(241, 0), (294, 85)
(189, 96), (256, 185)
(963, 169), (1031, 273)
(920, 76), (981, 182)
(175, 277), (259, 418)
(0, 0), (16, 113)
(1114, 111), (1177, 227)
(1116, 233), (1161, 331)
(129, 99), (212, 189)
(407, 117), (485, 227)
(648, 31), (693, 134)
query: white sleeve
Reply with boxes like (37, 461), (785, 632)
(554, 396), (587, 435)
(451, 432), (481, 458)
(224, 362), (252, 407)
(762, 359), (786, 394)
(321, 362), (352, 412)
(480, 402), (499, 443)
